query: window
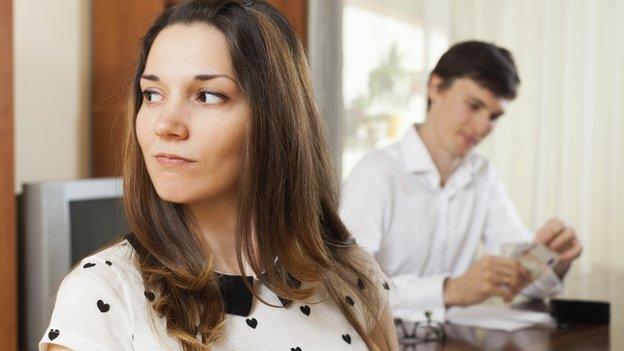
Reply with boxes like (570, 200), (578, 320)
(341, 0), (449, 178)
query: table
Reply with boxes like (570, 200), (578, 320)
(395, 264), (621, 350)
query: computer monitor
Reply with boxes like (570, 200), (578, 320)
(20, 177), (128, 351)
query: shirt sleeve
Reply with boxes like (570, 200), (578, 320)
(39, 256), (134, 351)
(340, 155), (390, 253)
(481, 163), (563, 298)
(387, 273), (448, 323)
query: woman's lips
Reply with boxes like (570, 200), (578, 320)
(154, 153), (196, 167)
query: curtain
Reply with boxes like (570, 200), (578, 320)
(450, 0), (624, 270)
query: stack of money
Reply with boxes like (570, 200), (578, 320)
(501, 242), (559, 280)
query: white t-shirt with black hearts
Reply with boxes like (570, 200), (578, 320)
(39, 239), (391, 351)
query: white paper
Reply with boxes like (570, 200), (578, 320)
(446, 305), (556, 332)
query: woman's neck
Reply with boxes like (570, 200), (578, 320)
(186, 191), (243, 275)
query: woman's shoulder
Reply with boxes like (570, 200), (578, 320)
(82, 238), (138, 269)
(54, 238), (147, 314)
(69, 239), (141, 286)
(40, 240), (145, 351)
(351, 247), (391, 288)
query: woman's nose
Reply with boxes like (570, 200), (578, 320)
(153, 101), (190, 140)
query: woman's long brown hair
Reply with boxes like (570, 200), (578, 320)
(121, 0), (391, 349)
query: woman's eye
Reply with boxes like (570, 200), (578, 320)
(197, 91), (225, 105)
(142, 90), (163, 103)
(468, 103), (480, 111)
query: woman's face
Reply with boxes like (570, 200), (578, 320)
(137, 23), (250, 205)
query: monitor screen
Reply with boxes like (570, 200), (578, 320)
(69, 197), (128, 265)
(21, 178), (126, 351)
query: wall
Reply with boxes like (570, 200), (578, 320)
(14, 0), (91, 193)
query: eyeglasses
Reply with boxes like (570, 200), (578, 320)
(395, 311), (446, 349)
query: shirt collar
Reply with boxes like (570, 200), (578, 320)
(400, 124), (438, 174)
(124, 234), (298, 317)
(400, 124), (484, 190)
(216, 272), (299, 316)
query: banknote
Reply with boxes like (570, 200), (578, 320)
(501, 242), (559, 280)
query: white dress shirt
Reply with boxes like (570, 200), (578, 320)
(340, 125), (562, 322)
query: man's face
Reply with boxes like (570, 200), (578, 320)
(427, 76), (509, 157)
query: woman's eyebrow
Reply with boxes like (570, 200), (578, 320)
(141, 74), (160, 82)
(140, 74), (238, 84)
(194, 74), (237, 84)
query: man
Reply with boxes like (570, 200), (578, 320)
(340, 41), (583, 322)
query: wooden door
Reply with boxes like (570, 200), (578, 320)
(269, 0), (308, 49)
(92, 0), (168, 177)
(0, 0), (17, 349)
(92, 0), (308, 177)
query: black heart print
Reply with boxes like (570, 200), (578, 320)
(300, 305), (310, 316)
(97, 299), (110, 313)
(48, 329), (59, 340)
(383, 281), (390, 290)
(144, 291), (155, 302)
(345, 295), (355, 306)
(342, 334), (351, 344)
(357, 278), (365, 290)
(105, 260), (112, 266)
(246, 318), (257, 329)
(82, 262), (95, 269)
(290, 348), (302, 351)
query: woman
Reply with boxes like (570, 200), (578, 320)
(40, 1), (398, 350)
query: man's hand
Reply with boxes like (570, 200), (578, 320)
(534, 218), (582, 278)
(443, 256), (532, 307)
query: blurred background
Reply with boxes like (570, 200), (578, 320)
(334, 0), (624, 273)
(1, 0), (623, 349)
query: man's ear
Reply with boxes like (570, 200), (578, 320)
(428, 74), (445, 102)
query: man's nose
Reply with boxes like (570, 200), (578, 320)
(474, 112), (493, 138)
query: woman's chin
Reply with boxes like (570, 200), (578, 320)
(153, 185), (194, 204)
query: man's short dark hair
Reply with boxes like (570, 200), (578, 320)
(428, 40), (520, 109)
